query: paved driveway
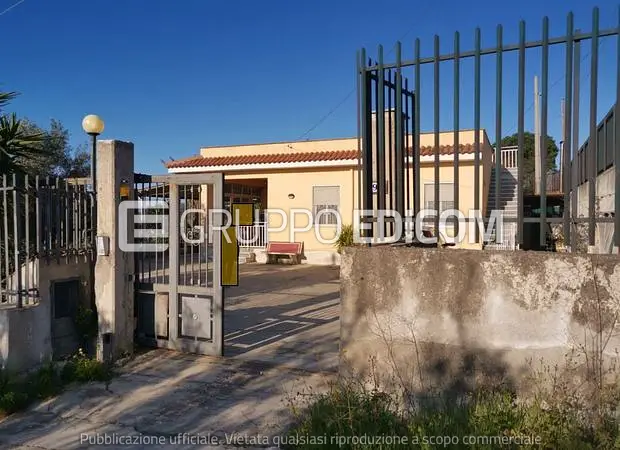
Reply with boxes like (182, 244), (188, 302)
(225, 263), (340, 372)
(0, 264), (340, 450)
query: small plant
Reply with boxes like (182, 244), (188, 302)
(74, 305), (98, 354)
(0, 350), (113, 417)
(62, 348), (112, 384)
(335, 224), (355, 254)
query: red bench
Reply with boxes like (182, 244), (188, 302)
(265, 241), (303, 264)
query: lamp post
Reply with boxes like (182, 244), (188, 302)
(82, 114), (104, 258)
(82, 114), (105, 194)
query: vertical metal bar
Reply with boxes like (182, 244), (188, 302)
(190, 185), (195, 285)
(182, 185), (187, 284)
(55, 177), (60, 262)
(454, 31), (460, 237)
(24, 175), (29, 303)
(35, 176), (40, 257)
(433, 35), (440, 241)
(64, 182), (69, 254)
(65, 183), (73, 254)
(71, 185), (76, 250)
(564, 12), (574, 249)
(58, 179), (64, 250)
(395, 42), (404, 225)
(414, 39), (421, 219)
(82, 183), (87, 253)
(405, 79), (411, 225)
(540, 17), (549, 248)
(46, 177), (52, 257)
(12, 174), (21, 308)
(153, 182), (159, 283)
(197, 184), (202, 286)
(373, 61), (379, 230)
(356, 50), (362, 213)
(517, 21), (526, 248)
(387, 70), (396, 233)
(90, 181), (95, 252)
(168, 183), (179, 341)
(2, 175), (9, 301)
(588, 7), (599, 247)
(76, 181), (81, 254)
(615, 7), (620, 250)
(165, 183), (170, 284)
(495, 25), (503, 217)
(377, 45), (386, 239)
(387, 70), (394, 237)
(572, 31), (581, 250)
(474, 28), (481, 243)
(361, 49), (373, 239)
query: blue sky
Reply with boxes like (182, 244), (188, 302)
(1, 0), (618, 173)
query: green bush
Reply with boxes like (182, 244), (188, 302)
(62, 349), (112, 383)
(0, 351), (112, 417)
(285, 385), (620, 450)
(285, 385), (410, 450)
(335, 224), (355, 254)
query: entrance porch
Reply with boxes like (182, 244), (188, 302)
(225, 179), (268, 249)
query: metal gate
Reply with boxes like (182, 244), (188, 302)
(133, 173), (224, 356)
(357, 6), (620, 250)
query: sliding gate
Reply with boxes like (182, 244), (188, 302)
(133, 173), (224, 356)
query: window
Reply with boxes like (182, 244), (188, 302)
(424, 183), (455, 213)
(313, 186), (340, 225)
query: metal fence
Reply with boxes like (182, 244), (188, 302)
(357, 6), (620, 251)
(0, 175), (95, 306)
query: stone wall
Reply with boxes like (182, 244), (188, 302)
(340, 246), (620, 397)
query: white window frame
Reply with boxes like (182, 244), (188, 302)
(312, 185), (340, 226)
(423, 182), (457, 238)
(423, 182), (456, 214)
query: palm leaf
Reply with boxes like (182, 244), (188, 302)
(0, 114), (46, 174)
(0, 91), (18, 112)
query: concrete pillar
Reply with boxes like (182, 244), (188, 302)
(94, 140), (135, 361)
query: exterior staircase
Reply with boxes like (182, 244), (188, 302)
(238, 248), (255, 264)
(485, 165), (518, 249)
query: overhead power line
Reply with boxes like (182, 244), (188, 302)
(295, 16), (431, 141)
(0, 0), (26, 17)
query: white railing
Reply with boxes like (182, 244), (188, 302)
(485, 222), (517, 251)
(236, 222), (268, 248)
(499, 146), (518, 168)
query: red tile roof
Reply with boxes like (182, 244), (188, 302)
(166, 150), (358, 169)
(166, 144), (479, 169)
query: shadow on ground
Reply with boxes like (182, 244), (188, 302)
(0, 263), (340, 450)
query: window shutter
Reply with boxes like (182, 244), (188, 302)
(313, 186), (339, 206)
(439, 184), (454, 201)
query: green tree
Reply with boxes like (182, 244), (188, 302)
(500, 132), (559, 193)
(15, 118), (90, 177)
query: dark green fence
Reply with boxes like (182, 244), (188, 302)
(357, 6), (620, 251)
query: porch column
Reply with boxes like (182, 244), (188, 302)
(94, 140), (135, 362)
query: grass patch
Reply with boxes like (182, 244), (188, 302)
(0, 349), (112, 418)
(285, 383), (620, 449)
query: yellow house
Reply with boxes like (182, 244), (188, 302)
(167, 129), (494, 264)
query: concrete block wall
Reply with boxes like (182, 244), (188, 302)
(574, 166), (616, 253)
(0, 256), (93, 373)
(340, 246), (620, 397)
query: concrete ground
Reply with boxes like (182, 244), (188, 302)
(0, 264), (340, 450)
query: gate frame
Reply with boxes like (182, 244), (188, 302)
(134, 172), (224, 356)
